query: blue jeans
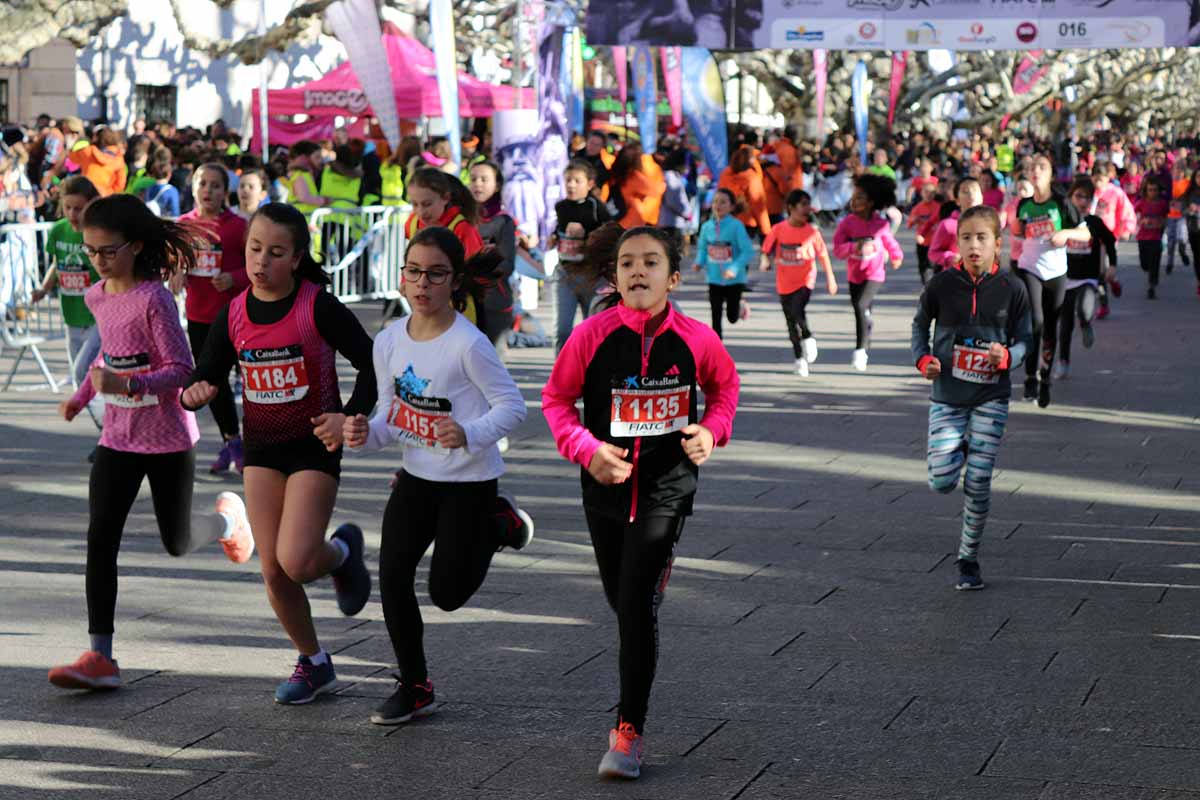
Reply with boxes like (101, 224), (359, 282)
(927, 399), (1010, 561)
(555, 272), (599, 354)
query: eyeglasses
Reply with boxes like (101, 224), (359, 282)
(402, 266), (453, 285)
(82, 241), (133, 261)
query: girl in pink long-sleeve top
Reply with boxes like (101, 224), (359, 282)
(832, 174), (904, 371)
(48, 194), (252, 694)
(542, 225), (739, 780)
(928, 178), (985, 272)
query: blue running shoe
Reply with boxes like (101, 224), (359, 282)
(331, 523), (371, 616)
(956, 558), (985, 591)
(274, 655), (337, 704)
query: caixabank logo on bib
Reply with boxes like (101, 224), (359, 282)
(304, 89), (369, 114)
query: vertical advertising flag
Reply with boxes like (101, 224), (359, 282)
(612, 46), (628, 107)
(429, 0), (462, 165)
(662, 47), (684, 128)
(539, 18), (571, 243)
(680, 47), (728, 179)
(631, 45), (658, 154)
(324, 0), (400, 149)
(567, 28), (585, 135)
(813, 49), (828, 142)
(887, 51), (907, 130)
(852, 59), (869, 166)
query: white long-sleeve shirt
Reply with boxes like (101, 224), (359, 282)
(357, 313), (526, 482)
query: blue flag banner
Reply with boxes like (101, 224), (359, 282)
(852, 59), (869, 167)
(631, 45), (658, 154)
(680, 47), (727, 179)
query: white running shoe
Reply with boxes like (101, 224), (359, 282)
(739, 300), (751, 320)
(851, 349), (869, 372)
(795, 357), (809, 377)
(1051, 359), (1069, 381)
(802, 336), (819, 363)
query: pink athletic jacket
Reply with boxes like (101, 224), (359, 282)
(542, 301), (739, 523)
(928, 212), (961, 270)
(832, 213), (904, 284)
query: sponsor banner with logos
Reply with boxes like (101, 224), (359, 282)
(587, 0), (1196, 50)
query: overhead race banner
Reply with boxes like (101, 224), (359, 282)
(631, 46), (659, 154)
(586, 0), (1200, 50)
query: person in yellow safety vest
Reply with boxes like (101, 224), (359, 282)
(458, 134), (487, 185)
(284, 140), (327, 217)
(320, 143), (380, 232)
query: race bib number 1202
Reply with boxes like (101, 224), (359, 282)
(951, 337), (1000, 384)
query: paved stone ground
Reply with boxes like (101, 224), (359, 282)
(2, 228), (1199, 800)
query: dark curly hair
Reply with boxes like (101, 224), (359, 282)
(853, 173), (897, 212)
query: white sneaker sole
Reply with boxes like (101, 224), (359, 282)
(49, 670), (121, 690)
(370, 703), (437, 726)
(275, 678), (337, 705)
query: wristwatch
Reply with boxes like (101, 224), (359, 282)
(126, 375), (142, 396)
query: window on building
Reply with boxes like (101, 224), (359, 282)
(135, 84), (176, 126)
(0, 80), (9, 124)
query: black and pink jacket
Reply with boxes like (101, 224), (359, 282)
(542, 301), (740, 522)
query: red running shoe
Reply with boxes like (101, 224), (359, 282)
(1110, 278), (1123, 297)
(1096, 305), (1110, 320)
(48, 650), (121, 690)
(598, 720), (644, 779)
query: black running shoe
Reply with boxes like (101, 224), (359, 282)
(1037, 379), (1052, 408)
(330, 523), (371, 616)
(1081, 322), (1095, 349)
(494, 491), (535, 551)
(1023, 377), (1038, 402)
(956, 558), (985, 591)
(1148, 286), (1157, 300)
(370, 677), (436, 725)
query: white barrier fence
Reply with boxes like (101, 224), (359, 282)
(0, 220), (69, 391)
(311, 204), (411, 312)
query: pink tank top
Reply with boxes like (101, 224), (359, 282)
(227, 280), (339, 446)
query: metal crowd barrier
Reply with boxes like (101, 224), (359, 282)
(310, 204), (411, 311)
(0, 220), (69, 391)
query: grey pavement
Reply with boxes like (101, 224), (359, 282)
(2, 228), (1199, 799)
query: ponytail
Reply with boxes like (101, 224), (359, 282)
(250, 202), (330, 286)
(82, 194), (200, 280)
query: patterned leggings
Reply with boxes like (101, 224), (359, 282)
(927, 399), (1010, 561)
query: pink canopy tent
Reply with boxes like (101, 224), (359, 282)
(250, 22), (532, 148)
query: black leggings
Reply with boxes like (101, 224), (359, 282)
(87, 447), (217, 635)
(848, 280), (882, 349)
(1138, 240), (1163, 287)
(707, 284), (744, 339)
(378, 471), (501, 685)
(187, 321), (239, 439)
(1018, 271), (1067, 381)
(1058, 284), (1098, 364)
(1189, 233), (1200, 282)
(586, 510), (685, 735)
(780, 288), (813, 358)
(916, 244), (931, 286)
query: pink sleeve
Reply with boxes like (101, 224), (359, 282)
(227, 216), (250, 292)
(832, 218), (856, 260)
(1119, 193), (1137, 238)
(541, 324), (605, 469)
(140, 290), (196, 395)
(929, 221), (957, 268)
(690, 326), (740, 447)
(881, 227), (903, 263)
(72, 370), (96, 409)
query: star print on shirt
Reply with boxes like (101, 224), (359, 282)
(397, 364), (431, 396)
